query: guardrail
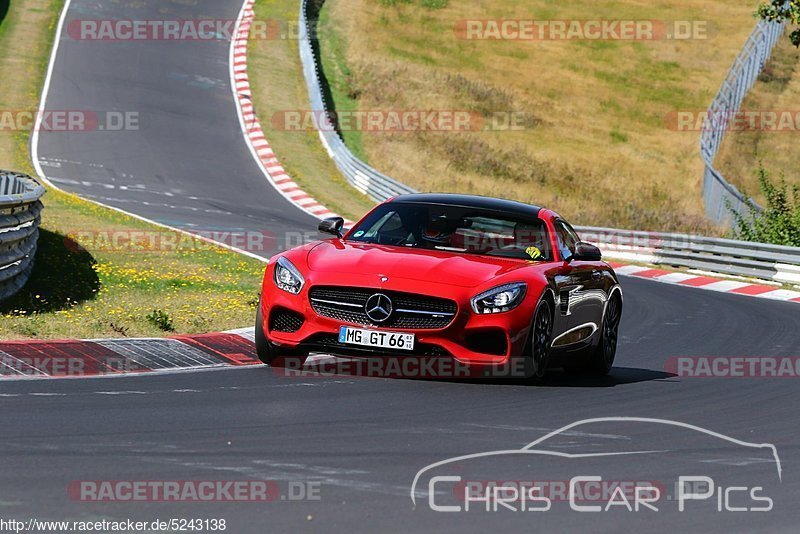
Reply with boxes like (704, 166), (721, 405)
(576, 226), (800, 286)
(298, 0), (417, 202)
(0, 171), (45, 301)
(700, 17), (786, 224)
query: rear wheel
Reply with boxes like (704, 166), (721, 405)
(525, 299), (553, 381)
(255, 299), (308, 368)
(587, 294), (621, 375)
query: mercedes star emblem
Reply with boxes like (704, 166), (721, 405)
(364, 293), (393, 323)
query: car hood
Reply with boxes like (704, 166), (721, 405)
(306, 240), (532, 288)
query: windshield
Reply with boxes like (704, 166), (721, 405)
(346, 202), (552, 261)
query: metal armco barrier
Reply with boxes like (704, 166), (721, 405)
(576, 226), (800, 286)
(298, 0), (417, 202)
(0, 171), (45, 301)
(700, 18), (786, 225)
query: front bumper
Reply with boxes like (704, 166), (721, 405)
(260, 275), (540, 368)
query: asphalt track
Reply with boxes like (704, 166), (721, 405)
(34, 0), (317, 254)
(15, 0), (800, 531)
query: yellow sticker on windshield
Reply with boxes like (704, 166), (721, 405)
(525, 246), (542, 260)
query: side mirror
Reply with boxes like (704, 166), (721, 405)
(573, 241), (602, 261)
(318, 216), (344, 238)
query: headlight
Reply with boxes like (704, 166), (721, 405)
(471, 282), (527, 314)
(273, 257), (305, 294)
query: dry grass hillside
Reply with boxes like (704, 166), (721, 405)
(316, 0), (779, 232)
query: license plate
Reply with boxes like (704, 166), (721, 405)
(338, 326), (415, 351)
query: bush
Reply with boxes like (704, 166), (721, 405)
(146, 309), (175, 332)
(729, 165), (800, 246)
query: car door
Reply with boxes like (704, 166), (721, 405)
(553, 220), (605, 339)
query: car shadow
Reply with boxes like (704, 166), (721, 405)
(512, 366), (677, 388)
(291, 356), (676, 388)
(421, 366), (677, 388)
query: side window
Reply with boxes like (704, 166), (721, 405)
(554, 220), (578, 261)
(562, 221), (581, 245)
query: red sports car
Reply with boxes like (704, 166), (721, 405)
(256, 194), (622, 379)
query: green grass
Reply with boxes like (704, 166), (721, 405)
(0, 189), (267, 340)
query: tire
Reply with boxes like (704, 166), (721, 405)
(525, 299), (553, 381)
(255, 299), (308, 368)
(587, 293), (622, 375)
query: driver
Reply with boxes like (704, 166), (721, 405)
(421, 214), (463, 245)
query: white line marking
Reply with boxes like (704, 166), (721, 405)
(652, 272), (697, 284)
(759, 289), (800, 301)
(698, 280), (751, 293)
(614, 265), (654, 275)
(228, 0), (342, 223)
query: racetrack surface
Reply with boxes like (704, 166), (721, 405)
(34, 0), (317, 255)
(2, 276), (799, 532)
(17, 0), (800, 531)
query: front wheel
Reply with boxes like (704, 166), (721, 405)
(587, 294), (622, 375)
(525, 299), (553, 381)
(255, 299), (308, 368)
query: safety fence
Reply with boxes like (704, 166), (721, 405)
(700, 17), (786, 224)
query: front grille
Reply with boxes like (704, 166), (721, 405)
(304, 334), (450, 357)
(309, 286), (457, 329)
(269, 307), (304, 333)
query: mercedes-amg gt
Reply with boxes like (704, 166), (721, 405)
(256, 194), (622, 379)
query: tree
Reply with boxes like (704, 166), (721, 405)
(729, 165), (800, 246)
(757, 1), (800, 46)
